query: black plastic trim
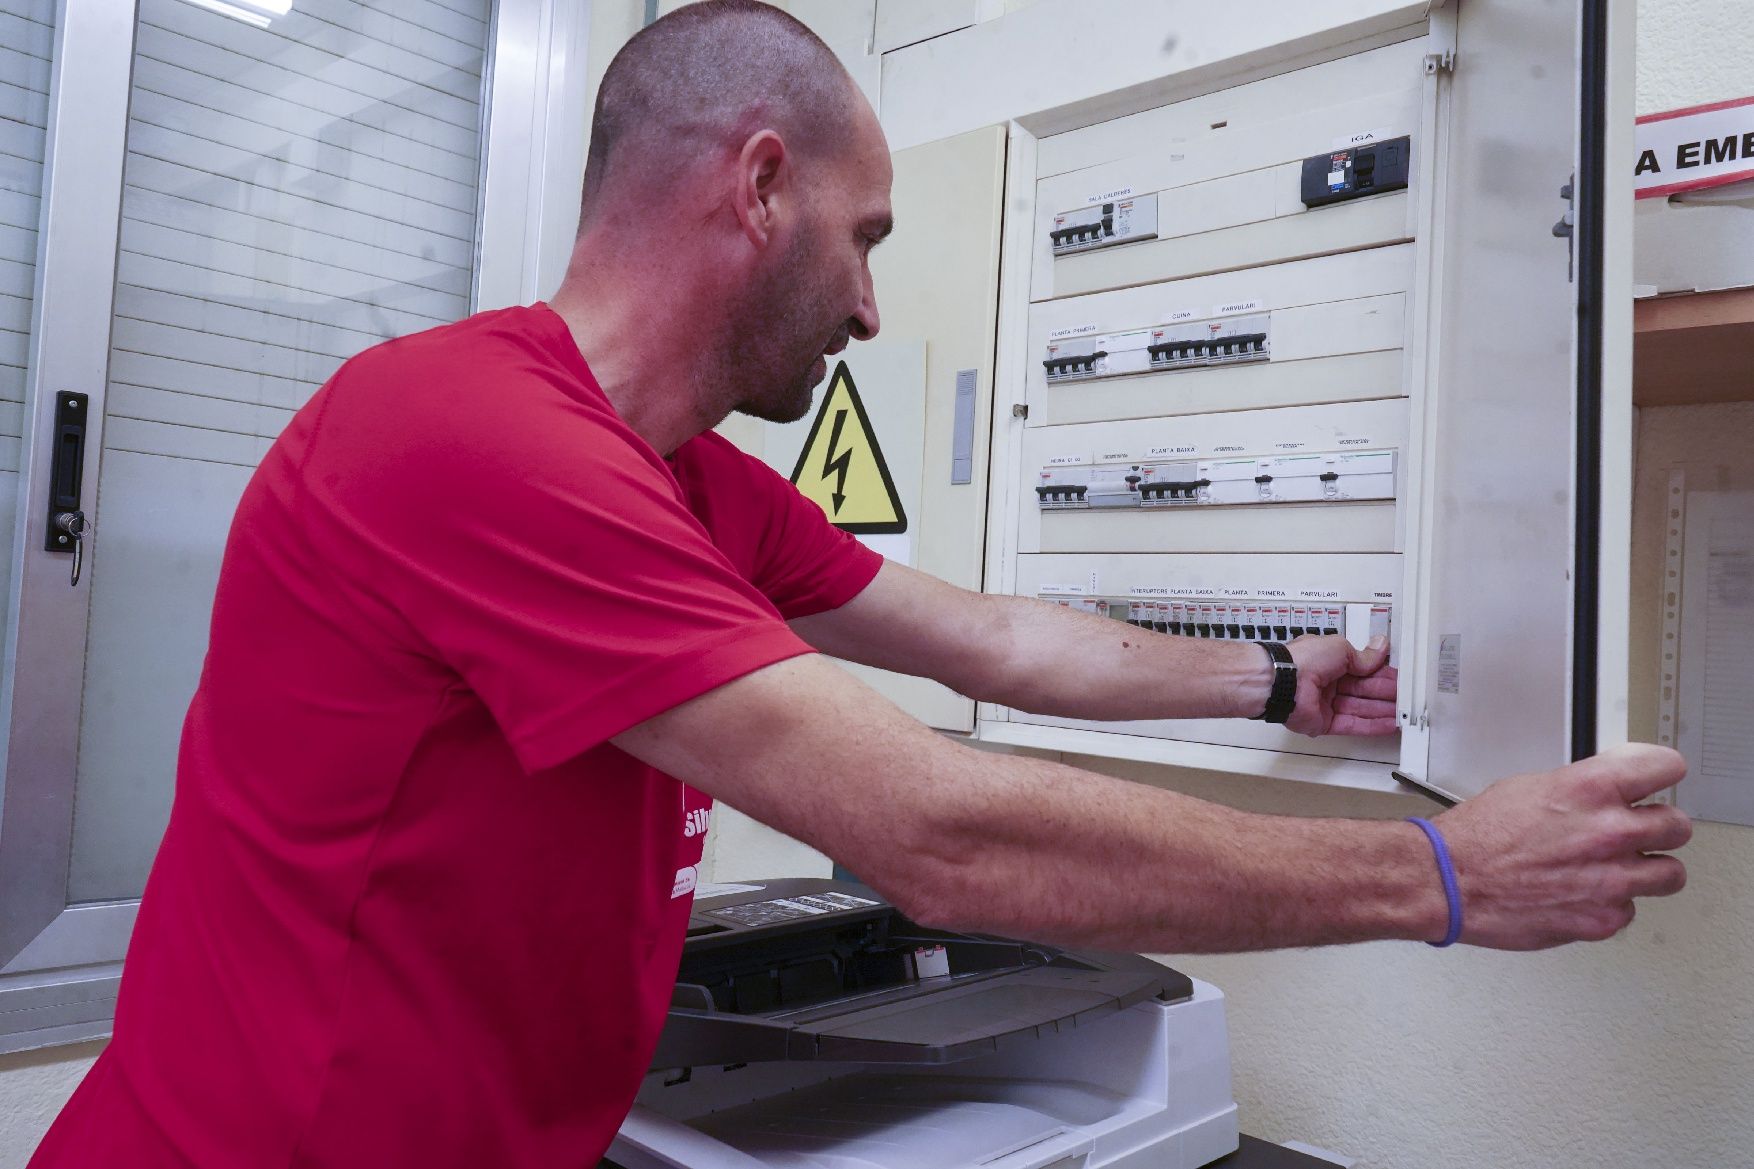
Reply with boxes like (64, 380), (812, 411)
(1572, 0), (1609, 761)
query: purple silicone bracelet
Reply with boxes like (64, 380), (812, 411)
(1407, 817), (1463, 948)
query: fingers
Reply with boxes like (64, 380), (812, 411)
(1333, 694), (1395, 719)
(1624, 854), (1688, 898)
(1631, 803), (1694, 852)
(1571, 743), (1688, 805)
(1346, 635), (1391, 679)
(1326, 711), (1400, 738)
(1337, 669), (1398, 701)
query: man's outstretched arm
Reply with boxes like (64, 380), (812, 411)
(789, 561), (1397, 737)
(613, 653), (1690, 953)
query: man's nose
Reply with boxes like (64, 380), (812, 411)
(849, 269), (880, 341)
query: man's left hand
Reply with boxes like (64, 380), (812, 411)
(1284, 636), (1398, 737)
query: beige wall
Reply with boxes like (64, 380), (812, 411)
(0, 1043), (102, 1169)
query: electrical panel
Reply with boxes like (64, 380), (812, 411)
(865, 2), (1598, 797)
(985, 33), (1442, 787)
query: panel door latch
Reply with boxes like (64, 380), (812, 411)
(1554, 175), (1576, 282)
(43, 391), (90, 586)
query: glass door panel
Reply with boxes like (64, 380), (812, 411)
(0, 0), (54, 749)
(65, 0), (492, 902)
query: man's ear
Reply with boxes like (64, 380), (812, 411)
(732, 130), (789, 249)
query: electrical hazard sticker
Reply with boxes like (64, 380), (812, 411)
(789, 360), (908, 534)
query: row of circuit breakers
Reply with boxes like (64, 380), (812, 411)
(1043, 136), (1412, 385)
(1036, 449), (1395, 509)
(1041, 593), (1394, 646)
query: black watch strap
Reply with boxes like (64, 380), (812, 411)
(1250, 641), (1298, 725)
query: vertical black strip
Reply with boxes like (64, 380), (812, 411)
(1572, 0), (1609, 760)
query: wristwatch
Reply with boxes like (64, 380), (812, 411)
(1249, 641), (1299, 725)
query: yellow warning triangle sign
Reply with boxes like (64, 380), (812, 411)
(788, 360), (908, 534)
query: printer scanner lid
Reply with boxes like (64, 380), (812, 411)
(651, 879), (1191, 1070)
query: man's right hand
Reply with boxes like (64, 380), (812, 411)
(1435, 744), (1692, 950)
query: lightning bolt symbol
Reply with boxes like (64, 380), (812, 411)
(820, 408), (853, 514)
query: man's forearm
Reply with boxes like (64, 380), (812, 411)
(961, 593), (1273, 721)
(622, 655), (1690, 956)
(894, 746), (1445, 952)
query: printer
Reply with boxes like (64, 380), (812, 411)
(607, 879), (1239, 1169)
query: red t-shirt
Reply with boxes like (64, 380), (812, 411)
(30, 305), (881, 1168)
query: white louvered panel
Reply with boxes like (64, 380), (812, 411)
(0, 399), (22, 437)
(0, 155), (42, 210)
(130, 91), (477, 213)
(0, 322), (24, 369)
(0, 288), (27, 331)
(0, 43), (51, 95)
(0, 439), (17, 473)
(0, 9), (53, 60)
(107, 382), (294, 442)
(123, 191), (470, 301)
(95, 0), (486, 486)
(102, 414), (272, 467)
(0, 255), (29, 299)
(118, 226), (467, 323)
(124, 143), (475, 252)
(0, 220), (33, 268)
(120, 187), (471, 293)
(345, 0), (490, 47)
(118, 251), (450, 340)
(148, 0), (483, 106)
(297, 0), (488, 71)
(131, 57), (478, 186)
(113, 316), (352, 388)
(114, 285), (387, 369)
(143, 9), (481, 133)
(0, 79), (47, 131)
(111, 349), (325, 413)
(134, 25), (478, 158)
(0, 117), (47, 165)
(3, 0), (50, 26)
(0, 187), (40, 232)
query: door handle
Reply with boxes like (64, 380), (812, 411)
(43, 391), (89, 587)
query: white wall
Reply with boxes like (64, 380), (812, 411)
(1636, 0), (1750, 115)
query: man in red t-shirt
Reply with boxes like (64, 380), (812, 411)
(31, 3), (1691, 1167)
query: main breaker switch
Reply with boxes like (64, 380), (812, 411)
(1301, 136), (1411, 207)
(1049, 193), (1160, 256)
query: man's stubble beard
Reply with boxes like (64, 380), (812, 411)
(722, 226), (838, 426)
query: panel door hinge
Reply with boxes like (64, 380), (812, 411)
(1012, 403), (1029, 419)
(1422, 49), (1455, 75)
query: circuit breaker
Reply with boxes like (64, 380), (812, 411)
(1048, 193), (1159, 255)
(1301, 135), (1412, 207)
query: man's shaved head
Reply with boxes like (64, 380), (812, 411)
(561, 0), (891, 438)
(581, 0), (859, 217)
